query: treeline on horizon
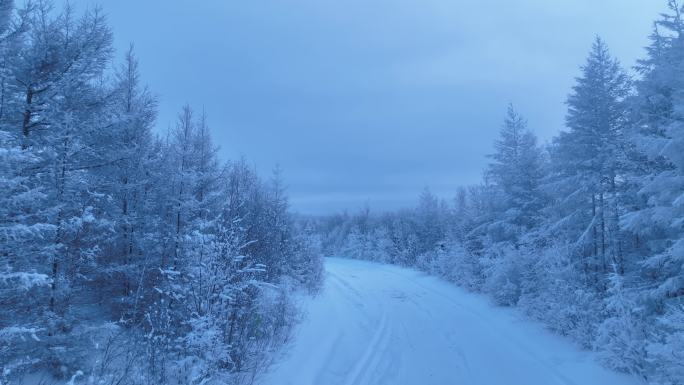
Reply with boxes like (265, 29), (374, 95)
(0, 1), (323, 384)
(315, 3), (684, 384)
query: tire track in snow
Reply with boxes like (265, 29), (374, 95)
(330, 268), (397, 385)
(343, 312), (390, 385)
(380, 266), (581, 385)
(259, 258), (641, 385)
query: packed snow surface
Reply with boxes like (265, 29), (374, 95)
(260, 257), (641, 385)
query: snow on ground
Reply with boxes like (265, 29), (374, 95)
(259, 257), (642, 385)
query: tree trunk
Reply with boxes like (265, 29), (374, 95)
(21, 87), (33, 149)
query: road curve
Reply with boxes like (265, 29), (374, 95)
(259, 257), (641, 385)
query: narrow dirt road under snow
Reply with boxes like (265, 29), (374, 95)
(260, 257), (641, 385)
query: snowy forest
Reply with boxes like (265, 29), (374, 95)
(2, 0), (684, 385)
(0, 1), (323, 384)
(314, 4), (684, 385)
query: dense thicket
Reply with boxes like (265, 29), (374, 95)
(0, 2), (322, 384)
(317, 7), (684, 385)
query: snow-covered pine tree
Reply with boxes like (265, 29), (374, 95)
(628, 0), (684, 311)
(486, 105), (544, 242)
(620, 3), (684, 382)
(478, 106), (545, 304)
(548, 37), (631, 286)
(415, 187), (446, 256)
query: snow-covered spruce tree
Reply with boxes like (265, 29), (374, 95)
(384, 212), (419, 266)
(450, 186), (472, 243)
(548, 37), (631, 286)
(289, 216), (325, 292)
(486, 105), (545, 243)
(415, 188), (446, 253)
(479, 105), (545, 305)
(341, 224), (371, 260)
(414, 187), (449, 270)
(461, 179), (497, 260)
(621, 2), (684, 381)
(528, 37), (632, 348)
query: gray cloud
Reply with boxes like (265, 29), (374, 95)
(76, 0), (663, 214)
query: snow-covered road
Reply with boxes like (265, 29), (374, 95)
(260, 257), (641, 385)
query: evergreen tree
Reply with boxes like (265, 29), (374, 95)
(549, 37), (631, 283)
(486, 104), (544, 244)
(628, 0), (684, 306)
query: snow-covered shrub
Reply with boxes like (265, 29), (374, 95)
(596, 271), (648, 378)
(481, 243), (521, 306)
(517, 243), (603, 348)
(646, 304), (684, 385)
(415, 250), (437, 273)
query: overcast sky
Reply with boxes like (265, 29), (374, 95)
(75, 0), (663, 214)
